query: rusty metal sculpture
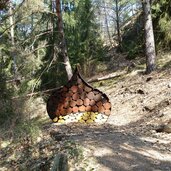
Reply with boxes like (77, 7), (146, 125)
(47, 67), (111, 123)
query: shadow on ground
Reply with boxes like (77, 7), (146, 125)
(1, 108), (171, 171)
(49, 122), (171, 171)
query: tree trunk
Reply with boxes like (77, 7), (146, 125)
(142, 0), (156, 74)
(9, 1), (17, 78)
(115, 0), (122, 47)
(50, 0), (56, 61)
(103, 0), (112, 44)
(56, 0), (73, 80)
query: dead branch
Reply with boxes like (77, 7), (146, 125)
(11, 87), (62, 99)
(11, 71), (126, 99)
(87, 71), (126, 83)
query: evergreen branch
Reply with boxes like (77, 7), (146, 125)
(0, 13), (36, 37)
(0, 0), (26, 23)
(25, 30), (55, 47)
(0, 9), (56, 37)
(23, 44), (55, 57)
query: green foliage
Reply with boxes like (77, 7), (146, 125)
(0, 0), (48, 126)
(13, 118), (41, 141)
(63, 140), (84, 161)
(0, 43), (14, 124)
(38, 0), (105, 88)
(124, 41), (143, 59)
(37, 27), (68, 90)
(121, 0), (171, 58)
(64, 0), (105, 76)
(121, 13), (144, 59)
(0, 78), (14, 125)
(0, 0), (108, 127)
(152, 0), (171, 49)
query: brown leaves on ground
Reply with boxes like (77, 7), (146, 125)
(1, 54), (171, 170)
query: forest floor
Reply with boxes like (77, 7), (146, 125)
(1, 51), (171, 171)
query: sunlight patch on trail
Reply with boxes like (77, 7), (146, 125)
(121, 143), (171, 162)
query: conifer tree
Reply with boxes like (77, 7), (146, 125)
(142, 0), (156, 74)
(56, 0), (73, 80)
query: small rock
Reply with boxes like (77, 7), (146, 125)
(158, 113), (164, 117)
(146, 77), (152, 82)
(137, 89), (145, 94)
(156, 121), (171, 133)
(168, 83), (171, 88)
(50, 131), (65, 141)
(36, 137), (42, 143)
(143, 106), (153, 112)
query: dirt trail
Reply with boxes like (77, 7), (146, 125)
(1, 64), (171, 170)
(48, 70), (171, 171)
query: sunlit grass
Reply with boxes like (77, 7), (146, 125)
(157, 52), (171, 69)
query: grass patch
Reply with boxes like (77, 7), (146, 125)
(13, 118), (42, 141)
(63, 140), (84, 162)
(157, 52), (171, 69)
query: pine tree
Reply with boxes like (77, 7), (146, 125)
(56, 0), (73, 80)
(142, 0), (156, 74)
(65, 0), (104, 76)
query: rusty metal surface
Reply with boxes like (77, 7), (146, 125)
(47, 68), (111, 122)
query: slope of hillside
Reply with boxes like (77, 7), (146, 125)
(1, 52), (171, 170)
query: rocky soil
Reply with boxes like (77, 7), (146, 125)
(1, 53), (171, 171)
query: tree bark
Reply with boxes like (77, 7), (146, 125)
(115, 0), (122, 47)
(56, 0), (73, 80)
(142, 0), (156, 74)
(9, 1), (17, 78)
(50, 0), (56, 61)
(103, 0), (112, 44)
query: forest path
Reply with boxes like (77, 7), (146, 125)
(1, 61), (171, 170)
(62, 125), (171, 171)
(49, 70), (171, 171)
